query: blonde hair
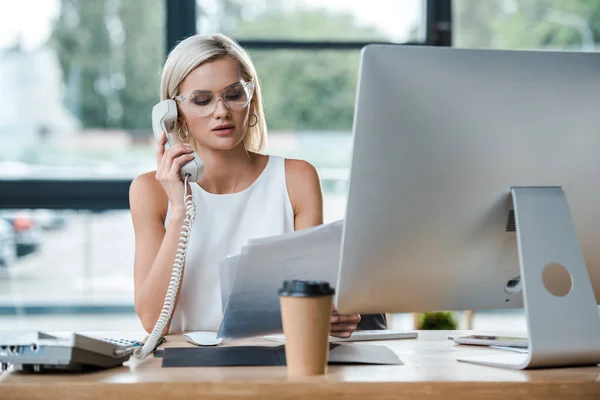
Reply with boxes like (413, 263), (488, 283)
(160, 33), (267, 153)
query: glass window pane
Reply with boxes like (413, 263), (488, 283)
(0, 209), (143, 331)
(251, 49), (360, 222)
(0, 0), (165, 180)
(0, 0), (163, 332)
(251, 50), (359, 131)
(197, 0), (426, 43)
(0, 45), (361, 331)
(454, 0), (600, 51)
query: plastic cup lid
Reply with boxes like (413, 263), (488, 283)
(278, 280), (335, 297)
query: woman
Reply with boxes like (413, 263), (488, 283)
(130, 33), (384, 337)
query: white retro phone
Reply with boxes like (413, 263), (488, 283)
(133, 100), (202, 360)
(151, 99), (204, 182)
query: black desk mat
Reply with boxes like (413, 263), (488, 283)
(155, 343), (402, 367)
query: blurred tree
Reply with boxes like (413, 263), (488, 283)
(235, 9), (385, 130)
(118, 0), (164, 131)
(497, 0), (600, 50)
(50, 0), (476, 133)
(198, 2), (386, 130)
(49, 0), (385, 132)
(47, 0), (600, 131)
(197, 0), (246, 36)
(49, 0), (111, 128)
(48, 0), (163, 131)
(454, 0), (599, 50)
(453, 0), (506, 48)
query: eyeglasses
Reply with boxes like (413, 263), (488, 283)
(173, 81), (255, 117)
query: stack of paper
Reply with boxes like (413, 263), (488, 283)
(217, 220), (343, 339)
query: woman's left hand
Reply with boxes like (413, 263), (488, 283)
(330, 306), (361, 338)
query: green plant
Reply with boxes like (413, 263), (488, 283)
(417, 311), (458, 330)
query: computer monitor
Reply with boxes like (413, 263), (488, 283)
(335, 45), (600, 369)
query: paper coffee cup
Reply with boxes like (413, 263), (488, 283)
(279, 280), (334, 377)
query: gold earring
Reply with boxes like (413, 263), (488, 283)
(248, 113), (258, 127)
(178, 125), (189, 140)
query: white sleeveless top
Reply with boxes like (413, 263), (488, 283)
(165, 155), (295, 333)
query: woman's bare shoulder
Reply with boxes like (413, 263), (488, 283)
(284, 158), (320, 185)
(284, 158), (322, 226)
(129, 171), (168, 218)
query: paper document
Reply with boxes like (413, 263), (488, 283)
(219, 254), (241, 313)
(217, 220), (343, 338)
(490, 345), (529, 354)
(263, 330), (418, 343)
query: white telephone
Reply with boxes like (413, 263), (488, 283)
(133, 100), (203, 359)
(150, 100), (204, 181)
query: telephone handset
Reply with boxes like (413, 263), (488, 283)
(133, 100), (202, 360)
(151, 99), (205, 182)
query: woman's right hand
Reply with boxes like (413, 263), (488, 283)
(155, 131), (195, 213)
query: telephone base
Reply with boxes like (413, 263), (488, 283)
(0, 331), (132, 373)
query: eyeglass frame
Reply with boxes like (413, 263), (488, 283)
(172, 81), (256, 117)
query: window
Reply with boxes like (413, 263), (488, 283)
(0, 0), (164, 178)
(2, 0), (476, 333)
(196, 0), (428, 224)
(0, 0), (164, 332)
(197, 0), (426, 43)
(453, 0), (600, 51)
(255, 49), (360, 222)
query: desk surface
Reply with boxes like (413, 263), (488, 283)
(1, 330), (599, 400)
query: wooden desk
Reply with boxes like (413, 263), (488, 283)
(1, 330), (599, 399)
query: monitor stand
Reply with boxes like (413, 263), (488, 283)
(459, 186), (600, 369)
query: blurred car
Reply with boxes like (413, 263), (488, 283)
(0, 218), (17, 267)
(0, 210), (41, 257)
(31, 209), (69, 231)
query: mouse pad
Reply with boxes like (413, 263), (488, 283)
(156, 343), (402, 367)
